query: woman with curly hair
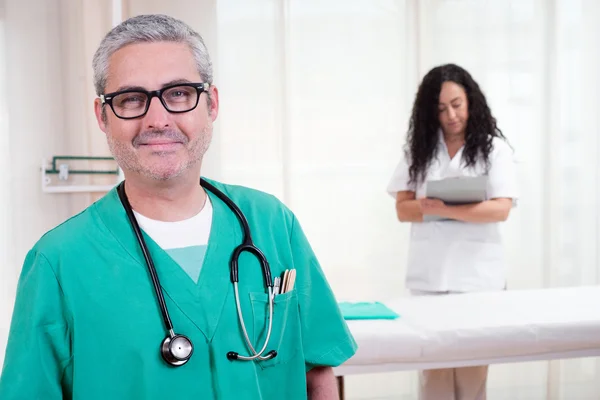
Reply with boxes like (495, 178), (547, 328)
(387, 64), (518, 400)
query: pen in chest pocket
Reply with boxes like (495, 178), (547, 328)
(278, 269), (296, 294)
(281, 269), (289, 293)
(285, 269), (296, 293)
(273, 277), (281, 295)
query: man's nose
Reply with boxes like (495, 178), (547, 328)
(143, 97), (171, 130)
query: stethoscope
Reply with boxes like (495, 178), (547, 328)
(117, 178), (277, 367)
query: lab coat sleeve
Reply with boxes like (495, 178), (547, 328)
(288, 215), (357, 370)
(0, 250), (72, 399)
(386, 150), (416, 198)
(487, 139), (519, 205)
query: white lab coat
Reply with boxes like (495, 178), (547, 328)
(387, 132), (518, 292)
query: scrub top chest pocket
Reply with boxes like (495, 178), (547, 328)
(250, 289), (301, 369)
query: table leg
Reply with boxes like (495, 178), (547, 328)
(337, 376), (345, 400)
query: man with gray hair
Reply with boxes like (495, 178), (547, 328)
(0, 14), (356, 399)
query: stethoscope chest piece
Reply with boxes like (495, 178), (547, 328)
(161, 333), (194, 366)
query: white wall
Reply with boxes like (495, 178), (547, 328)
(0, 0), (10, 366)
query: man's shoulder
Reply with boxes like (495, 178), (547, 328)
(203, 178), (290, 212)
(203, 178), (297, 233)
(31, 194), (108, 258)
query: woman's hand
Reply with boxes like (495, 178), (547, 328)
(419, 198), (446, 215)
(419, 198), (512, 222)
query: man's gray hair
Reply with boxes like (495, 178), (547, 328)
(92, 14), (213, 96)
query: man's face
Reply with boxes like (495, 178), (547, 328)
(94, 41), (218, 182)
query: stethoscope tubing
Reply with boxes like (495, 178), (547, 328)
(233, 283), (275, 361)
(117, 182), (175, 333)
(117, 179), (277, 364)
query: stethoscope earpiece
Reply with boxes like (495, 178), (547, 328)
(161, 333), (194, 367)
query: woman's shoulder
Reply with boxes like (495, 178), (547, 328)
(490, 136), (514, 157)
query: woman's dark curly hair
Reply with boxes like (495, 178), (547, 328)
(405, 63), (508, 185)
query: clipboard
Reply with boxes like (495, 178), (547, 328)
(424, 176), (488, 222)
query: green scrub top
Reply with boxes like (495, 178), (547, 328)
(0, 179), (357, 399)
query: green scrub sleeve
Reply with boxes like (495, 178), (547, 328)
(0, 250), (73, 399)
(289, 214), (357, 370)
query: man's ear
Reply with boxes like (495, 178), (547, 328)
(94, 98), (108, 133)
(208, 85), (219, 122)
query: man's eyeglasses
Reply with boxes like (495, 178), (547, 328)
(100, 82), (210, 120)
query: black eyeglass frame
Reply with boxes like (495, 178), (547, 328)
(100, 82), (210, 120)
